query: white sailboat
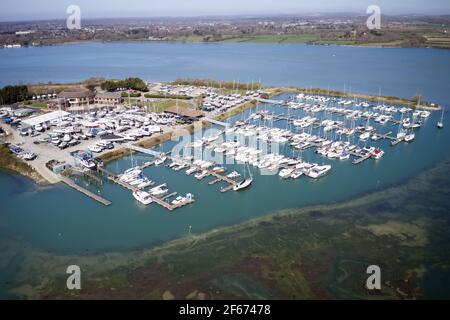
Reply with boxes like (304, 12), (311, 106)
(233, 162), (253, 191)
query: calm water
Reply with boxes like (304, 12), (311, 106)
(0, 94), (449, 254)
(1, 43), (450, 104)
(1, 44), (450, 298)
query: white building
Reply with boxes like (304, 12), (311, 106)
(21, 111), (70, 128)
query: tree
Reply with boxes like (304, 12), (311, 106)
(0, 85), (28, 104)
(100, 77), (148, 92)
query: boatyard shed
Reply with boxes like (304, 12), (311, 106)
(165, 106), (204, 120)
(21, 110), (70, 128)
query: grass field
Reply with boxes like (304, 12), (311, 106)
(141, 99), (191, 113)
(222, 34), (318, 44)
(25, 101), (48, 109)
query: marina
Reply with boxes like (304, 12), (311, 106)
(1, 81), (444, 215)
(2, 0), (450, 299)
(0, 39), (449, 301)
(20, 91), (441, 209)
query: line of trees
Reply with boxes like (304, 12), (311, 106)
(0, 85), (29, 105)
(101, 77), (149, 92)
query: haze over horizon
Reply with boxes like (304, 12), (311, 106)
(1, 0), (450, 22)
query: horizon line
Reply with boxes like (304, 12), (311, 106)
(2, 12), (450, 24)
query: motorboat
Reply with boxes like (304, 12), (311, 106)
(171, 196), (186, 206)
(80, 157), (96, 169)
(22, 152), (37, 161)
(186, 167), (198, 175)
(359, 132), (370, 141)
(212, 166), (226, 174)
(63, 134), (71, 142)
(227, 171), (241, 179)
(88, 145), (103, 153)
(371, 148), (385, 160)
(149, 184), (169, 197)
(133, 190), (153, 205)
(154, 156), (167, 166)
(290, 171), (303, 179)
(195, 170), (209, 180)
(58, 142), (69, 149)
(404, 133), (415, 142)
(339, 153), (350, 160)
(306, 165), (331, 179)
(279, 168), (294, 179)
(137, 179), (153, 189)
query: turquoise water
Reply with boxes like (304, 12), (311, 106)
(1, 43), (450, 104)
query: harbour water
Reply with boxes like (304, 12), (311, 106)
(1, 93), (449, 254)
(1, 42), (450, 104)
(1, 43), (450, 298)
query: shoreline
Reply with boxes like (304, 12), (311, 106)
(4, 38), (450, 51)
(265, 87), (441, 111)
(0, 141), (48, 186)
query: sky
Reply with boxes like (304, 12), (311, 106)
(1, 0), (450, 21)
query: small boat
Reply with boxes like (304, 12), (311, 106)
(307, 165), (331, 179)
(88, 145), (103, 153)
(339, 153), (350, 160)
(290, 171), (303, 179)
(212, 166), (226, 174)
(63, 134), (71, 142)
(279, 168), (294, 179)
(133, 190), (153, 205)
(186, 167), (198, 175)
(149, 184), (169, 196)
(80, 157), (96, 169)
(137, 180), (153, 189)
(154, 157), (167, 166)
(227, 171), (241, 179)
(371, 148), (385, 160)
(359, 132), (370, 141)
(404, 134), (415, 142)
(195, 170), (209, 180)
(171, 196), (185, 206)
(22, 152), (37, 161)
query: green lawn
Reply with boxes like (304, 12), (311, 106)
(222, 34), (318, 44)
(25, 101), (48, 109)
(141, 99), (191, 113)
(172, 35), (205, 43)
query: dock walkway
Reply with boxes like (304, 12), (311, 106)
(60, 176), (111, 206)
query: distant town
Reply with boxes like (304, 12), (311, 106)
(1, 13), (450, 49)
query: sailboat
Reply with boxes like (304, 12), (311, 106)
(233, 162), (253, 191)
(437, 108), (444, 129)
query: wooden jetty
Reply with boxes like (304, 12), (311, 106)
(352, 154), (372, 165)
(59, 176), (112, 206)
(68, 168), (102, 184)
(391, 138), (404, 146)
